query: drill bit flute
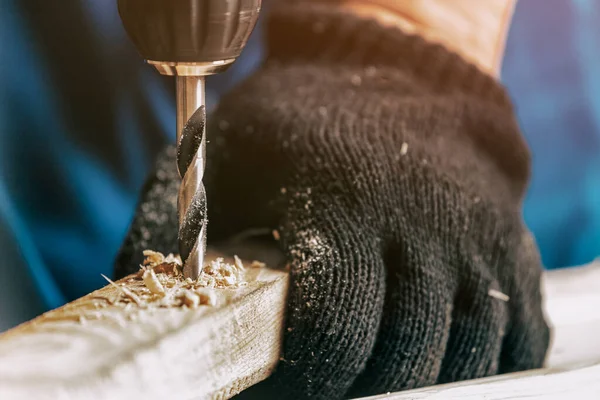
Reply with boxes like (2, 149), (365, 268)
(149, 58), (236, 280)
(117, 0), (261, 279)
(175, 73), (207, 280)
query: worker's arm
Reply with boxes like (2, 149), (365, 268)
(326, 0), (516, 77)
(115, 1), (549, 399)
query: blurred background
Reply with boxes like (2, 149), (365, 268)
(0, 0), (598, 330)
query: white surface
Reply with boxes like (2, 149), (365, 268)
(361, 261), (600, 399)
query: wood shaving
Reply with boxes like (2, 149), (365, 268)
(142, 269), (165, 296)
(234, 255), (245, 272)
(94, 251), (258, 313)
(72, 251), (267, 325)
(142, 250), (166, 266)
(179, 291), (200, 308)
(195, 289), (217, 306)
(400, 142), (408, 155)
(488, 289), (510, 302)
(101, 274), (144, 307)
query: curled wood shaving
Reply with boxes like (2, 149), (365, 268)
(142, 250), (166, 266)
(142, 269), (165, 296)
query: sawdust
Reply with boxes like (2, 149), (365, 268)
(68, 251), (269, 326)
(250, 261), (266, 269)
(142, 269), (165, 296)
(96, 250), (251, 314)
(488, 289), (510, 302)
(400, 142), (408, 155)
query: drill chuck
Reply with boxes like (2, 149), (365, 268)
(117, 0), (261, 65)
(117, 0), (262, 279)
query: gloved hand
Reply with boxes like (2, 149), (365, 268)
(115, 5), (550, 399)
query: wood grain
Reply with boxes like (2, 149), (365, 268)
(1, 246), (599, 400)
(0, 247), (288, 400)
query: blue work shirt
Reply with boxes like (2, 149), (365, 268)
(0, 0), (599, 330)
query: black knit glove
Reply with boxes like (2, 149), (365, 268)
(115, 5), (550, 400)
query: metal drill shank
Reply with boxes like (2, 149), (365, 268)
(176, 76), (207, 280)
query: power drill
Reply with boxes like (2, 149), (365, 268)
(117, 0), (261, 279)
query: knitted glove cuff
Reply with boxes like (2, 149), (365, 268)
(266, 2), (512, 110)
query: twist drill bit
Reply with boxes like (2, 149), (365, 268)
(117, 0), (262, 280)
(176, 77), (207, 279)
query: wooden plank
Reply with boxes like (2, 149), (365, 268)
(1, 244), (599, 400)
(0, 245), (288, 400)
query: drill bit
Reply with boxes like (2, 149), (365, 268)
(116, 0), (262, 280)
(176, 76), (207, 280)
